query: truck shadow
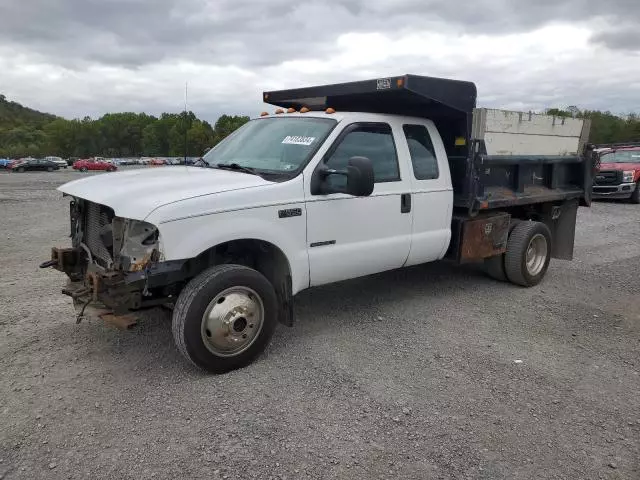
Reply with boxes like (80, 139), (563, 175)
(290, 261), (490, 329)
(73, 261), (498, 375)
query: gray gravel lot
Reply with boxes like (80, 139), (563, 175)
(1, 168), (639, 480)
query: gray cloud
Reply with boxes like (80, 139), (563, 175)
(1, 0), (639, 69)
(1, 0), (639, 120)
(591, 24), (640, 52)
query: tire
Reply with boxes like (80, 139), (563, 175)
(17, 167), (24, 173)
(80, 167), (88, 172)
(172, 264), (278, 373)
(484, 254), (507, 282)
(504, 221), (552, 287)
(47, 167), (53, 172)
(630, 181), (640, 204)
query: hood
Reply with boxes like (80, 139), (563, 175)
(599, 162), (640, 171)
(58, 166), (274, 220)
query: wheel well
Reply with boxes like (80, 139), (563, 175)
(185, 239), (294, 326)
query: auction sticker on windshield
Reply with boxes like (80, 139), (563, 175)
(282, 136), (316, 146)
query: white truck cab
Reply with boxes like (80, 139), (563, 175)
(43, 75), (594, 373)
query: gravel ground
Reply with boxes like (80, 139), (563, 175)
(1, 168), (639, 480)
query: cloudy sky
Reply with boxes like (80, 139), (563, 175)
(0, 0), (639, 123)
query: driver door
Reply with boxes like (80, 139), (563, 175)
(305, 122), (413, 286)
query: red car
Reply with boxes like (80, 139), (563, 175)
(73, 159), (117, 172)
(593, 145), (640, 203)
(149, 158), (167, 166)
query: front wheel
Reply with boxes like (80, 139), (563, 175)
(504, 221), (552, 287)
(172, 264), (278, 373)
(80, 167), (88, 172)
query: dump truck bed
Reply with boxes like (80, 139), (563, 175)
(264, 74), (594, 215)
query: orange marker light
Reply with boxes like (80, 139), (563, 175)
(260, 111), (269, 117)
(480, 201), (489, 209)
(300, 107), (310, 113)
(325, 108), (336, 114)
(287, 107), (296, 113)
(397, 78), (404, 87)
(275, 108), (284, 114)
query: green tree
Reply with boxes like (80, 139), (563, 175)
(187, 120), (215, 156)
(212, 114), (249, 145)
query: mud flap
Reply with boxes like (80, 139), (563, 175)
(541, 199), (579, 260)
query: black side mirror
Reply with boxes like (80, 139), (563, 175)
(345, 156), (374, 196)
(311, 156), (375, 196)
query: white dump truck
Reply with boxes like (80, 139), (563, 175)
(42, 74), (594, 372)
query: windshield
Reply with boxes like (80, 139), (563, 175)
(203, 117), (336, 175)
(600, 150), (640, 164)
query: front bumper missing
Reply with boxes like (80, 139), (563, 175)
(592, 182), (636, 199)
(63, 280), (138, 330)
(42, 247), (186, 329)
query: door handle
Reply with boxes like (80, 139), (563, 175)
(400, 193), (411, 213)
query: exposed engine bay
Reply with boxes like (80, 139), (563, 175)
(42, 198), (184, 329)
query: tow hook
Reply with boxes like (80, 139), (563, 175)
(39, 260), (58, 268)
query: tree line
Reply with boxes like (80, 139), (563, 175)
(546, 108), (640, 145)
(0, 94), (249, 159)
(1, 93), (639, 159)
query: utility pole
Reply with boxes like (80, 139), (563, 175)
(184, 82), (188, 163)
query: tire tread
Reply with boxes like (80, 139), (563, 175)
(171, 264), (265, 370)
(484, 254), (507, 282)
(504, 221), (550, 287)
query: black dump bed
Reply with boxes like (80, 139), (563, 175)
(265, 74), (594, 214)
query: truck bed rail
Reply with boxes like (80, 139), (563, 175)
(454, 149), (596, 214)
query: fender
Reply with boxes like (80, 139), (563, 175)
(154, 207), (310, 295)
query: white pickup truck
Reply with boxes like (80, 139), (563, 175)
(42, 75), (594, 372)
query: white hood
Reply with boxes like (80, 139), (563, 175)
(58, 166), (274, 220)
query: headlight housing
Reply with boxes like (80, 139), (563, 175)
(623, 170), (635, 183)
(113, 218), (162, 272)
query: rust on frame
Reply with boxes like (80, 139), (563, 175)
(459, 213), (510, 262)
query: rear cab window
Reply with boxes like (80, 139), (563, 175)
(402, 124), (439, 180)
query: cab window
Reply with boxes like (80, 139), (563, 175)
(403, 124), (439, 180)
(324, 123), (399, 189)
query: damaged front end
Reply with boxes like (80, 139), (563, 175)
(41, 198), (185, 329)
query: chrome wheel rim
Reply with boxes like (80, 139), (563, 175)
(525, 233), (547, 276)
(201, 286), (264, 357)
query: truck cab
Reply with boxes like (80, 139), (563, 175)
(592, 144), (640, 203)
(42, 74), (594, 373)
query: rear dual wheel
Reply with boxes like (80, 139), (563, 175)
(485, 221), (552, 287)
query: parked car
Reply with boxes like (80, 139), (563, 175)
(11, 158), (60, 172)
(592, 144), (640, 203)
(44, 156), (68, 169)
(149, 158), (166, 166)
(0, 158), (11, 169)
(42, 75), (596, 373)
(73, 159), (117, 172)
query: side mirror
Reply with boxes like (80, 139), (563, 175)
(311, 156), (375, 196)
(345, 156), (375, 196)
